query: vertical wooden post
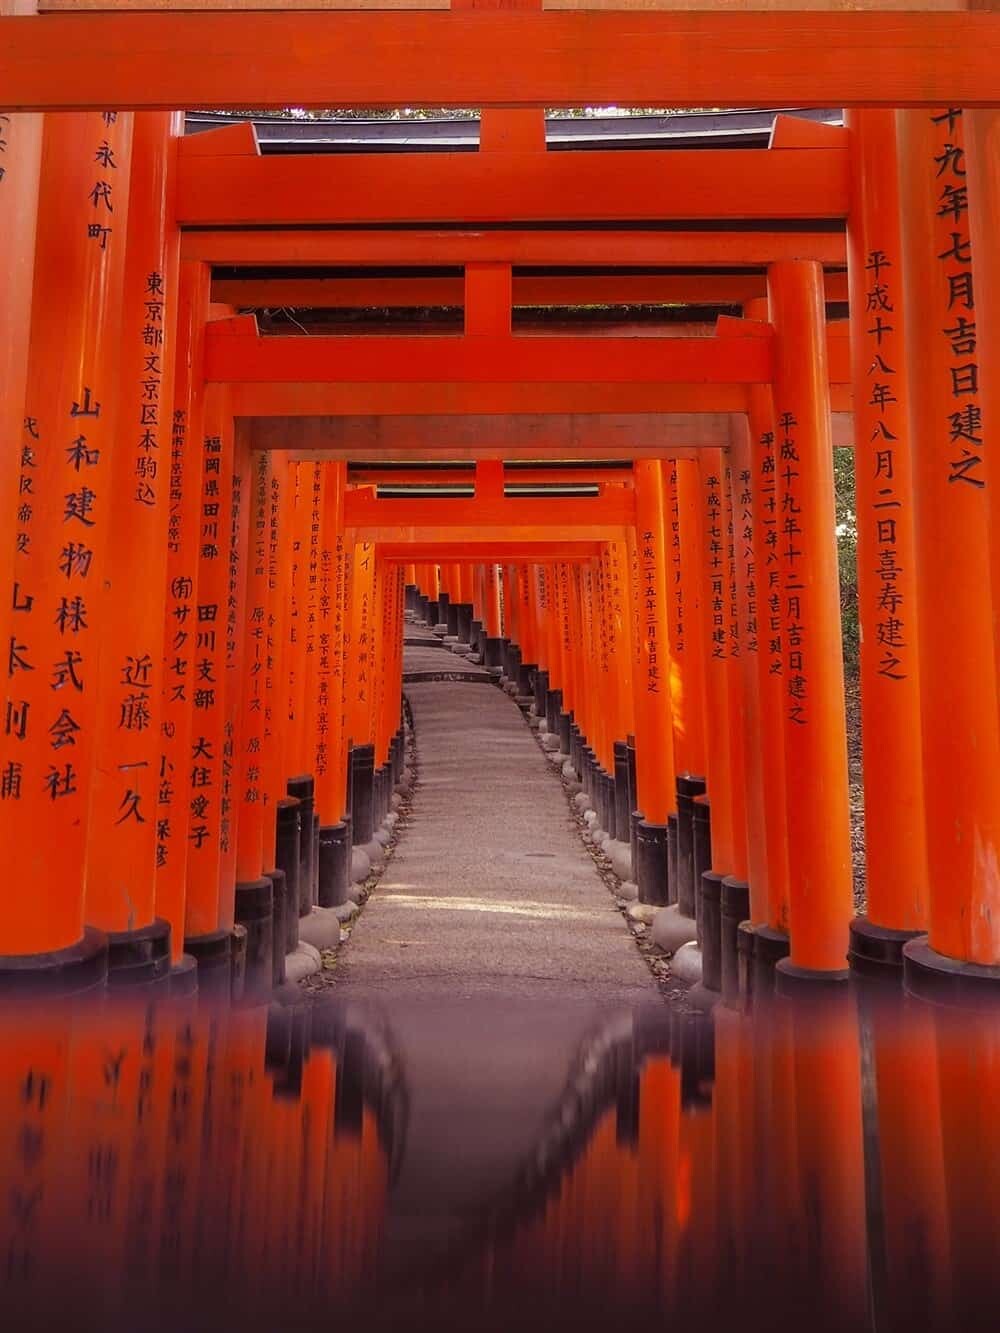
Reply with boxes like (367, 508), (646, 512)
(725, 424), (766, 980)
(261, 451), (294, 981)
(155, 260), (209, 982)
(697, 447), (735, 878)
(85, 112), (180, 987)
(345, 539), (377, 863)
(742, 320), (793, 967)
(217, 422), (251, 936)
(483, 562), (503, 668)
(316, 462), (351, 909)
(284, 462), (309, 782)
(897, 109), (1000, 991)
(768, 259), (853, 983)
(0, 15), (42, 682)
(181, 381), (234, 987)
(0, 110), (133, 985)
(631, 460), (677, 910)
(234, 447), (274, 991)
(846, 108), (930, 976)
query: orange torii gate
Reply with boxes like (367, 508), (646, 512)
(2, 4), (1000, 1008)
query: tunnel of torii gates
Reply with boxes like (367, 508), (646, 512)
(5, 4), (1000, 1004)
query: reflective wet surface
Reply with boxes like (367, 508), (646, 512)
(2, 988), (999, 1333)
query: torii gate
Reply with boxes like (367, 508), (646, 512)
(2, 1), (1000, 1006)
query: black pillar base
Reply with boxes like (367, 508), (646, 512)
(169, 952), (199, 998)
(456, 602), (473, 644)
(675, 774), (707, 923)
(483, 636), (504, 669)
(275, 796), (302, 951)
(720, 877), (750, 1007)
(265, 869), (287, 987)
(569, 723), (582, 778)
(903, 935), (1000, 1007)
(775, 956), (850, 995)
(558, 710), (571, 755)
(0, 925), (108, 996)
(350, 742), (376, 845)
(235, 876), (274, 1000)
(688, 794), (712, 922)
(626, 737), (637, 823)
(665, 814), (678, 905)
(446, 601), (460, 637)
(184, 927), (233, 996)
(545, 687), (562, 734)
(604, 770), (618, 840)
(318, 820), (351, 908)
(699, 871), (725, 991)
(613, 741), (630, 838)
(517, 661), (536, 696)
(106, 917), (172, 989)
(534, 668), (549, 716)
(424, 597), (437, 626)
(470, 618), (484, 654)
(630, 809), (641, 886)
(848, 915), (921, 981)
(636, 820), (669, 907)
(736, 920), (756, 1004)
(436, 591), (451, 629)
(287, 774), (316, 917)
(752, 924), (791, 997)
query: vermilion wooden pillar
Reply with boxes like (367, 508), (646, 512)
(182, 381), (235, 984)
(722, 454), (750, 889)
(846, 108), (929, 977)
(967, 109), (1000, 709)
(696, 448), (735, 882)
(485, 563), (502, 638)
(632, 460), (677, 909)
(217, 423), (251, 936)
(608, 539), (635, 743)
(261, 450), (293, 969)
(315, 462), (350, 908)
(0, 35), (42, 679)
(0, 110), (133, 986)
(728, 424), (768, 941)
(672, 462), (708, 779)
(768, 259), (853, 983)
(155, 260), (209, 978)
(344, 538), (378, 866)
(742, 312), (792, 960)
(284, 462), (310, 781)
(234, 447), (274, 984)
(85, 112), (181, 987)
(898, 109), (1000, 990)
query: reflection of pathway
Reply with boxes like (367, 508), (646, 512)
(333, 995), (651, 1288)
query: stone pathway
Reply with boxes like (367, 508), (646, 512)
(335, 669), (655, 1004)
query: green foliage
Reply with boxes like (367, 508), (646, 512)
(833, 447), (859, 675)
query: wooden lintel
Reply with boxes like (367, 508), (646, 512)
(4, 13), (999, 110)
